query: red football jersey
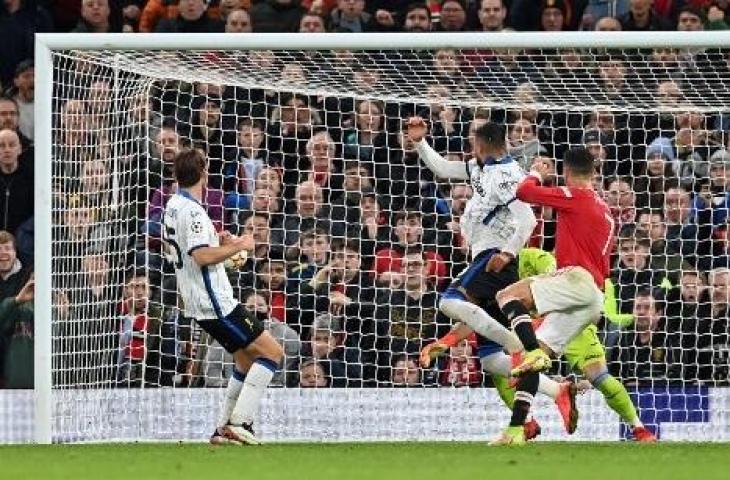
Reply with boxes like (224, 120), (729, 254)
(516, 175), (614, 289)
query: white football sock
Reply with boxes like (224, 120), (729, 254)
(480, 352), (559, 400)
(538, 375), (560, 400)
(217, 370), (245, 428)
(440, 298), (523, 353)
(230, 358), (277, 426)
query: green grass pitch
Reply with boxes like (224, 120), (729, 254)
(2, 442), (729, 480)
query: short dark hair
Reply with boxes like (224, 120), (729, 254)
(473, 122), (505, 150)
(406, 2), (430, 16)
(563, 146), (594, 177)
(637, 208), (663, 220)
(173, 149), (206, 188)
(238, 117), (264, 132)
(332, 238), (360, 254)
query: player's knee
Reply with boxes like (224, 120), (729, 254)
(585, 363), (610, 387)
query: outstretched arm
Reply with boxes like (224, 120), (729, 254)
(516, 173), (577, 212)
(408, 116), (469, 181)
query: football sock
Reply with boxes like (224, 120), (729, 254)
(510, 372), (539, 427)
(440, 298), (523, 353)
(482, 353), (559, 405)
(594, 372), (641, 428)
(492, 375), (515, 409)
(230, 358), (278, 426)
(502, 300), (539, 350)
(217, 369), (246, 428)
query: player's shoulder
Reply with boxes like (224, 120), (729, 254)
(171, 193), (207, 217)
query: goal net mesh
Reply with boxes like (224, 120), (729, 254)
(35, 45), (730, 442)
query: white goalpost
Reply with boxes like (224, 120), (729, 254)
(23, 31), (730, 444)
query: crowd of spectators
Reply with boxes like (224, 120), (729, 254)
(1, 0), (730, 390)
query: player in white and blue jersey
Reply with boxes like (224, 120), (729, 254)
(409, 117), (577, 438)
(162, 149), (283, 445)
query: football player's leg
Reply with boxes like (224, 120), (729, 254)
(440, 255), (522, 354)
(571, 331), (654, 442)
(495, 279), (551, 375)
(217, 352), (252, 430)
(230, 330), (283, 428)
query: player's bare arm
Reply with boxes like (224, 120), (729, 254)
(190, 233), (255, 267)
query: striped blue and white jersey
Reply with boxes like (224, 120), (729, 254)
(461, 156), (528, 259)
(162, 190), (237, 320)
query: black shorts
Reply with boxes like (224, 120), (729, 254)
(446, 248), (519, 306)
(196, 304), (265, 353)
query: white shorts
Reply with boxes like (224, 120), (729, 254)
(528, 266), (604, 356)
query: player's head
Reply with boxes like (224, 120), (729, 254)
(563, 146), (595, 184)
(472, 121), (506, 163)
(173, 148), (207, 188)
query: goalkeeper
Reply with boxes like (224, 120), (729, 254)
(421, 247), (656, 443)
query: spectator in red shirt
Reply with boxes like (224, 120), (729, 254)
(440, 336), (482, 387)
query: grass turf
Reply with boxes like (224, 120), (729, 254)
(1, 442), (728, 480)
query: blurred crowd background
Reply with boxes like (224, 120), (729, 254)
(1, 0), (730, 390)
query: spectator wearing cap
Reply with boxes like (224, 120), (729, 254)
(225, 8), (253, 31)
(619, 0), (672, 30)
(7, 61), (33, 142)
(676, 4), (705, 30)
(436, 0), (468, 31)
(403, 2), (432, 32)
(156, 0), (225, 32)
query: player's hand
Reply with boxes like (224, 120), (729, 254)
(529, 157), (553, 182)
(406, 116), (427, 143)
(16, 277), (35, 304)
(419, 341), (449, 368)
(485, 251), (514, 273)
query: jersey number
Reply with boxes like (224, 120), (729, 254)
(162, 218), (184, 269)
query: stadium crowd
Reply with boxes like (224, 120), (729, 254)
(1, 0), (730, 391)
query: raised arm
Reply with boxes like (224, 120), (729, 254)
(407, 117), (469, 181)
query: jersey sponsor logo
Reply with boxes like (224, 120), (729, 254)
(191, 221), (203, 234)
(498, 179), (518, 191)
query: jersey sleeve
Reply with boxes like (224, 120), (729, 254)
(515, 174), (577, 212)
(182, 206), (210, 255)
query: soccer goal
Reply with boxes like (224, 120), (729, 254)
(20, 31), (730, 444)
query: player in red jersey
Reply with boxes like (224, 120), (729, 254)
(489, 147), (615, 446)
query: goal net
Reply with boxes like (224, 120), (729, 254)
(17, 32), (730, 444)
